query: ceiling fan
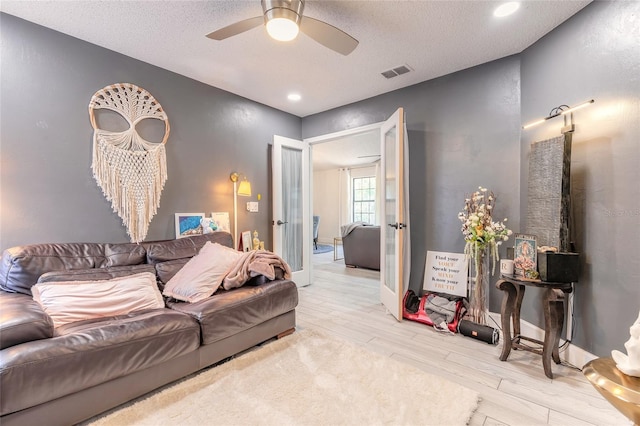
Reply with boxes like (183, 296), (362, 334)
(206, 0), (359, 56)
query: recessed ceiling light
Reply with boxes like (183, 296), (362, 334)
(288, 93), (301, 102)
(494, 2), (520, 18)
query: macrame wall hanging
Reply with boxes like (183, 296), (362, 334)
(89, 83), (170, 243)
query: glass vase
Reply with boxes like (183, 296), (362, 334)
(469, 247), (490, 325)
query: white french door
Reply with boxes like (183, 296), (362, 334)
(380, 108), (406, 321)
(272, 135), (311, 287)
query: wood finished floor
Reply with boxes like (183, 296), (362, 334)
(301, 250), (628, 426)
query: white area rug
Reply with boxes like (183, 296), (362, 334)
(90, 329), (479, 425)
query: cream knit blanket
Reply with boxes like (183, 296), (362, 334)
(223, 250), (292, 290)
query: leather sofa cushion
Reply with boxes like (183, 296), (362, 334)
(104, 243), (147, 267)
(38, 264), (156, 283)
(0, 234), (233, 295)
(0, 292), (53, 350)
(167, 279), (298, 345)
(0, 243), (108, 295)
(0, 309), (200, 417)
(144, 232), (234, 264)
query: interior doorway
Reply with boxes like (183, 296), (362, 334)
(303, 107), (409, 322)
(305, 123), (383, 285)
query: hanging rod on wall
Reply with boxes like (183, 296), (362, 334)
(522, 99), (595, 130)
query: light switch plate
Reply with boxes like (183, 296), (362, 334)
(247, 202), (259, 212)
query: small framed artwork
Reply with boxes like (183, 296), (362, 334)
(241, 230), (252, 252)
(175, 213), (205, 239)
(211, 212), (231, 233)
(514, 234), (537, 276)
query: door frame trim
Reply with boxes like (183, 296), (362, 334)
(304, 122), (384, 145)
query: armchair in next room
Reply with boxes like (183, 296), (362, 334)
(341, 223), (380, 270)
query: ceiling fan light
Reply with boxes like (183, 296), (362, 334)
(266, 17), (299, 41)
(494, 2), (520, 18)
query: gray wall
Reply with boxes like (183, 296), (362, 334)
(520, 1), (640, 356)
(0, 14), (301, 250)
(303, 56), (522, 314)
(304, 0), (639, 357)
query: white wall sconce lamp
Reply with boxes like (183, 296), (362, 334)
(230, 172), (252, 245)
(523, 99), (595, 132)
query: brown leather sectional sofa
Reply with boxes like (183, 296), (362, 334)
(0, 232), (298, 425)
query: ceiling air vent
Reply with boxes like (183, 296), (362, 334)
(381, 64), (413, 79)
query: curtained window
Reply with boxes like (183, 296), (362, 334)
(352, 176), (376, 224)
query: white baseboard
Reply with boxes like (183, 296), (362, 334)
(487, 311), (597, 369)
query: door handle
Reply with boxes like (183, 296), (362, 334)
(276, 220), (288, 226)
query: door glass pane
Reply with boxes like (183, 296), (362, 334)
(385, 126), (397, 292)
(281, 146), (303, 271)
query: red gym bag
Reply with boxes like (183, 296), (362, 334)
(402, 290), (466, 333)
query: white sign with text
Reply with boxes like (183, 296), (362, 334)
(423, 251), (468, 297)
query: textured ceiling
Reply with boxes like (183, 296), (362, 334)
(312, 129), (380, 171)
(1, 0), (591, 118)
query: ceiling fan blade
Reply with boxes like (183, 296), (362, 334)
(300, 16), (358, 56)
(206, 16), (263, 40)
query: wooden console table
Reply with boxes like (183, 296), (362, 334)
(496, 275), (573, 379)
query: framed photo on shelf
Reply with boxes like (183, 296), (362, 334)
(241, 231), (252, 252)
(211, 212), (230, 233)
(175, 213), (205, 239)
(514, 234), (537, 276)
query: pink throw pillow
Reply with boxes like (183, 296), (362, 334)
(163, 241), (242, 303)
(32, 272), (164, 328)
